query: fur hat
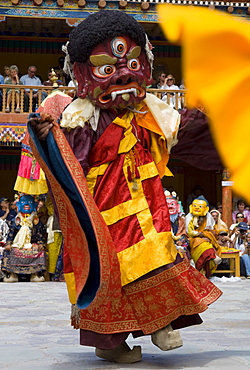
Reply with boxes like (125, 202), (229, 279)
(67, 10), (147, 64)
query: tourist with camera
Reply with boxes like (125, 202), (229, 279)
(232, 221), (248, 253)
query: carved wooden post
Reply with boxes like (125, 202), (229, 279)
(2, 87), (7, 112)
(222, 169), (233, 227)
(38, 90), (42, 107)
(29, 90), (33, 113)
(174, 91), (178, 110)
(20, 88), (24, 113)
(11, 89), (15, 112)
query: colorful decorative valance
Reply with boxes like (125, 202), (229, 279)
(0, 123), (27, 146)
(0, 0), (249, 21)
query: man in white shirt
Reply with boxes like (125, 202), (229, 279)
(20, 65), (43, 112)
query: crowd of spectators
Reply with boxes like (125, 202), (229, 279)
(1, 188), (250, 282)
(150, 71), (186, 110)
(0, 57), (74, 112)
(1, 65), (186, 112)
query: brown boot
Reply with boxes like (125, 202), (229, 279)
(3, 273), (18, 283)
(95, 342), (142, 363)
(151, 324), (183, 351)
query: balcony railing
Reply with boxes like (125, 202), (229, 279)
(147, 88), (187, 110)
(0, 85), (187, 114)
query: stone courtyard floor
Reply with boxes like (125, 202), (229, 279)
(1, 277), (250, 370)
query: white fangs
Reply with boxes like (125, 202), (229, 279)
(111, 88), (137, 101)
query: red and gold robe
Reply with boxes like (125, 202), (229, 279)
(29, 93), (222, 347)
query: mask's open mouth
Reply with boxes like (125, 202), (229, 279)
(99, 82), (145, 104)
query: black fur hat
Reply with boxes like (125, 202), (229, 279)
(67, 10), (146, 64)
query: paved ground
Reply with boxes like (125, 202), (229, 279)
(1, 277), (250, 370)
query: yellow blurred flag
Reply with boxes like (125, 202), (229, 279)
(158, 5), (250, 202)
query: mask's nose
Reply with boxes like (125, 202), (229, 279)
(112, 63), (135, 86)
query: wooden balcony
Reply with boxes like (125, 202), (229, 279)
(147, 88), (187, 110)
(0, 85), (187, 114)
(0, 85), (187, 146)
(0, 85), (75, 115)
(0, 86), (187, 147)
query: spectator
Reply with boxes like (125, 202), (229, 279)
(0, 197), (17, 225)
(217, 230), (234, 248)
(240, 232), (250, 278)
(43, 70), (63, 87)
(179, 78), (186, 109)
(232, 221), (248, 251)
(20, 65), (43, 112)
(161, 74), (181, 109)
(151, 72), (166, 89)
(67, 78), (78, 98)
(210, 209), (228, 235)
(3, 66), (10, 83)
(217, 203), (223, 214)
(5, 65), (23, 113)
(232, 199), (250, 225)
(229, 212), (244, 237)
(179, 78), (186, 90)
(53, 56), (70, 86)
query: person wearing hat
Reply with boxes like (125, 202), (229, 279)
(229, 212), (245, 237)
(232, 221), (249, 252)
(217, 230), (234, 248)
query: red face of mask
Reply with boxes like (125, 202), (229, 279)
(166, 198), (180, 215)
(73, 36), (152, 109)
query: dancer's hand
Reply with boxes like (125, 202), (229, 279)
(28, 113), (54, 140)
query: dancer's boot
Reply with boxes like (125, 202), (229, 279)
(95, 342), (142, 363)
(151, 324), (183, 351)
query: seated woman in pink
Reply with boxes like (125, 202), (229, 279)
(232, 199), (250, 225)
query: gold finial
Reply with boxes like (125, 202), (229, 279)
(50, 69), (58, 88)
